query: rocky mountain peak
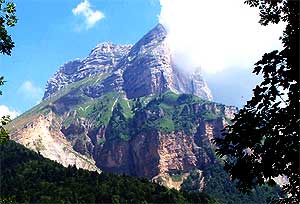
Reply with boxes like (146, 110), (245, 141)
(148, 23), (167, 37)
(43, 24), (212, 101)
(128, 23), (167, 54)
(89, 42), (115, 56)
(43, 42), (132, 100)
(121, 24), (212, 100)
(89, 42), (132, 58)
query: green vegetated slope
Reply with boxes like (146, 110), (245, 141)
(6, 78), (282, 204)
(0, 140), (210, 204)
(6, 73), (109, 134)
(105, 91), (226, 142)
(132, 92), (215, 134)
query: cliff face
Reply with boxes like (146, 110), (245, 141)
(89, 95), (237, 187)
(11, 112), (100, 172)
(44, 24), (212, 101)
(122, 24), (212, 100)
(43, 43), (132, 100)
(8, 24), (237, 190)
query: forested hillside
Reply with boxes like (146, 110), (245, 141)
(0, 140), (210, 204)
(0, 140), (283, 204)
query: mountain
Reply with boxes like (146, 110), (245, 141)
(4, 23), (230, 180)
(7, 24), (280, 203)
(44, 24), (212, 101)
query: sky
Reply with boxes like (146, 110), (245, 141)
(0, 0), (283, 118)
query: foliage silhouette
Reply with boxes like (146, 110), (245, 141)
(0, 0), (17, 56)
(215, 0), (299, 203)
(0, 0), (17, 143)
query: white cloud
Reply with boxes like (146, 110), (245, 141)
(18, 81), (43, 103)
(0, 105), (20, 119)
(72, 0), (105, 30)
(159, 0), (284, 74)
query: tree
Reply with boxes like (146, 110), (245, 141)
(0, 0), (17, 56)
(0, 0), (17, 143)
(215, 0), (299, 203)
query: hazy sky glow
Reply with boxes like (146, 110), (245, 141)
(0, 105), (19, 119)
(0, 0), (285, 117)
(159, 0), (284, 74)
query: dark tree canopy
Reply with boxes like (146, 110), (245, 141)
(0, 140), (210, 204)
(215, 0), (299, 203)
(0, 0), (17, 143)
(0, 0), (17, 92)
(0, 0), (17, 56)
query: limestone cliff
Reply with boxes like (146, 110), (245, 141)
(45, 24), (212, 101)
(122, 24), (212, 100)
(9, 112), (100, 172)
(87, 95), (237, 190)
(43, 43), (132, 100)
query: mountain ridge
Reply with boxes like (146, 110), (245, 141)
(43, 42), (132, 100)
(44, 24), (213, 101)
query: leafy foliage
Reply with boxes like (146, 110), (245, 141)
(202, 163), (283, 204)
(0, 115), (10, 143)
(215, 1), (299, 203)
(0, 140), (210, 203)
(106, 103), (131, 141)
(0, 0), (17, 143)
(181, 159), (282, 204)
(0, 76), (4, 96)
(0, 76), (10, 143)
(0, 0), (17, 55)
(181, 169), (203, 193)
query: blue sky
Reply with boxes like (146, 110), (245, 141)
(0, 0), (283, 118)
(0, 0), (161, 115)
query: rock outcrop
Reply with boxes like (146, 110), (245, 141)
(11, 112), (100, 172)
(43, 43), (132, 100)
(44, 24), (212, 101)
(122, 25), (212, 100)
(90, 99), (237, 183)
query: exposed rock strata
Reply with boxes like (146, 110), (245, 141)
(11, 112), (100, 172)
(43, 43), (132, 100)
(45, 24), (213, 101)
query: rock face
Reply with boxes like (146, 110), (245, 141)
(122, 24), (212, 100)
(9, 24), (237, 191)
(91, 99), (237, 182)
(43, 43), (132, 100)
(44, 24), (212, 101)
(11, 112), (100, 172)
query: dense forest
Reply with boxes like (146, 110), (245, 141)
(0, 140), (210, 204)
(0, 140), (282, 204)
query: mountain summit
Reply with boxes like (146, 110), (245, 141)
(44, 24), (212, 101)
(43, 42), (132, 100)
